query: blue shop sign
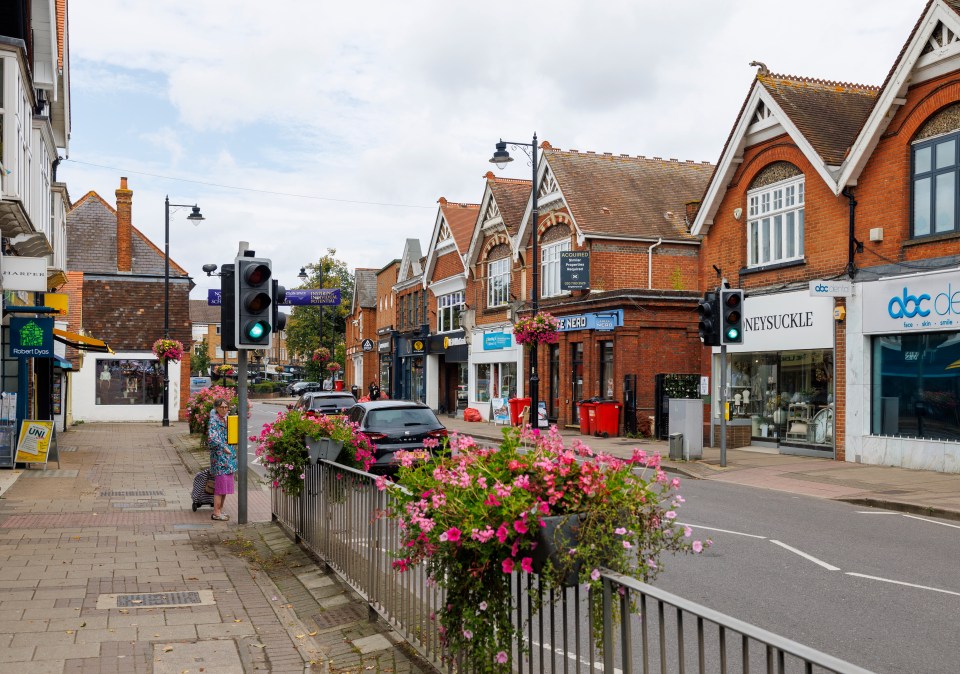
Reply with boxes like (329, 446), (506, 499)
(483, 332), (513, 350)
(556, 310), (624, 332)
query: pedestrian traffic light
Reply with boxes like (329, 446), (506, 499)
(220, 264), (236, 352)
(720, 289), (744, 345)
(272, 280), (287, 334)
(235, 256), (274, 348)
(697, 291), (720, 346)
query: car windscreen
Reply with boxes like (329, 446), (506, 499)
(366, 408), (439, 427)
(308, 396), (355, 410)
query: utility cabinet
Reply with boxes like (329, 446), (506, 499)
(667, 399), (703, 460)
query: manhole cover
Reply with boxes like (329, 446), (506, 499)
(312, 603), (368, 629)
(100, 490), (164, 497)
(96, 590), (215, 609)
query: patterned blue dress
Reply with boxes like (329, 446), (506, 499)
(208, 409), (237, 476)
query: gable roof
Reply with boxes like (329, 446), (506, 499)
(190, 299), (221, 324)
(464, 174), (532, 272)
(517, 148), (713, 246)
(66, 191), (188, 276)
(422, 199), (479, 283)
(352, 268), (378, 310)
(396, 238), (423, 285)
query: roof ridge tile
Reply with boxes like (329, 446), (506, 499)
(760, 72), (880, 94)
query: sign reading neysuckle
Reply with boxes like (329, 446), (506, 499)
(381, 426), (711, 671)
(152, 338), (185, 363)
(513, 311), (560, 347)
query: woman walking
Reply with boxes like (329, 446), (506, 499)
(207, 398), (236, 521)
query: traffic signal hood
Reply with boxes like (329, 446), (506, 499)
(697, 291), (720, 346)
(235, 257), (274, 348)
(720, 289), (744, 345)
(272, 280), (287, 334)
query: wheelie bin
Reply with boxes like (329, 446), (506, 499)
(509, 397), (531, 426)
(594, 401), (622, 438)
(579, 401), (598, 436)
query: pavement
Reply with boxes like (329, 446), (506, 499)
(0, 410), (957, 673)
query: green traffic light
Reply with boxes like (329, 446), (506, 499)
(726, 327), (739, 340)
(247, 322), (266, 340)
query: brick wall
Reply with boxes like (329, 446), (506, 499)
(375, 264), (398, 333)
(82, 277), (192, 350)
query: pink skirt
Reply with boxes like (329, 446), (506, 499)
(214, 474), (235, 495)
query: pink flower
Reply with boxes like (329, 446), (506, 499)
(513, 519), (528, 534)
(623, 541), (632, 549)
(463, 629), (473, 639)
(614, 527), (627, 535)
(692, 540), (703, 553)
(495, 651), (508, 664)
(441, 527), (461, 543)
(496, 523), (509, 543)
(590, 568), (601, 581)
(684, 526), (692, 538)
(665, 511), (677, 519)
(520, 557), (533, 573)
(479, 601), (487, 611)
(501, 558), (515, 574)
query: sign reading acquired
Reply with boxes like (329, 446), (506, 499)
(560, 251), (590, 290)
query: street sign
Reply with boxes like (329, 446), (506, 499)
(209, 287), (341, 306)
(560, 251), (590, 290)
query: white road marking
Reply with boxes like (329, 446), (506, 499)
(846, 573), (960, 597)
(901, 514), (960, 529)
(855, 510), (898, 514)
(769, 540), (841, 571)
(532, 641), (620, 673)
(680, 523), (767, 539)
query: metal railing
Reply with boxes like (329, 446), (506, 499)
(272, 461), (872, 673)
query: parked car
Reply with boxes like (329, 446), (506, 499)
(294, 391), (357, 417)
(346, 401), (448, 475)
(287, 381), (321, 397)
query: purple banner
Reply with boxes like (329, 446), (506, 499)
(208, 288), (341, 306)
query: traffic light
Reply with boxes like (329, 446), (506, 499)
(235, 256), (274, 348)
(720, 289), (744, 345)
(697, 291), (719, 346)
(272, 280), (287, 334)
(220, 264), (236, 352)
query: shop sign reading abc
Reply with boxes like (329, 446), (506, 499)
(862, 271), (960, 334)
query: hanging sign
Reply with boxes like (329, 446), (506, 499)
(15, 421), (56, 465)
(1, 256), (47, 291)
(9, 317), (54, 358)
(560, 251), (590, 290)
(361, 339), (375, 352)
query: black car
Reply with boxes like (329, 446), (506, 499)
(346, 401), (448, 475)
(287, 381), (321, 396)
(293, 391), (357, 417)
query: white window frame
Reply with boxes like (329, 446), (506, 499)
(747, 176), (805, 267)
(437, 291), (464, 333)
(541, 239), (571, 298)
(488, 257), (510, 307)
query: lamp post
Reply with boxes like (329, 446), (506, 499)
(163, 196), (204, 427)
(489, 134), (539, 428)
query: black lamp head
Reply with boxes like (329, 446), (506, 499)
(489, 140), (513, 169)
(187, 206), (204, 222)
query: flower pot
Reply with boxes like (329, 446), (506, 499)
(306, 437), (343, 464)
(531, 513), (585, 587)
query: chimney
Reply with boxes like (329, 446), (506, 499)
(116, 177), (133, 272)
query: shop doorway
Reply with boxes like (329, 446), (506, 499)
(548, 344), (560, 421)
(571, 343), (583, 424)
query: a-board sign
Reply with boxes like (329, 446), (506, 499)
(15, 421), (58, 466)
(492, 398), (509, 425)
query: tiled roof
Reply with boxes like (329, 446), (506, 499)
(758, 74), (879, 165)
(543, 149), (713, 240)
(438, 200), (479, 253)
(56, 0), (66, 71)
(487, 176), (531, 236)
(354, 268), (378, 309)
(190, 299), (221, 324)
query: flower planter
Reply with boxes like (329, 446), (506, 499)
(531, 513), (586, 587)
(306, 437), (344, 464)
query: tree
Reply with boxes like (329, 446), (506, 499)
(285, 248), (354, 376)
(193, 337), (211, 376)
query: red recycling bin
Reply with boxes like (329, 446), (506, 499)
(594, 401), (622, 438)
(579, 402), (598, 435)
(509, 397), (531, 426)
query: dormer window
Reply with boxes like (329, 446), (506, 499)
(747, 175), (804, 267)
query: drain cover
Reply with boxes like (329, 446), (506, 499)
(111, 499), (165, 508)
(100, 490), (164, 497)
(96, 590), (215, 609)
(312, 603), (369, 629)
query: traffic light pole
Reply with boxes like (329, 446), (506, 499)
(719, 342), (727, 468)
(237, 350), (248, 524)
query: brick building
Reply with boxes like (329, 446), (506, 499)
(65, 178), (193, 422)
(344, 268), (378, 396)
(374, 260), (399, 396)
(390, 240), (426, 401)
(189, 299), (235, 376)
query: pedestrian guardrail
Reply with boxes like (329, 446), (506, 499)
(272, 461), (872, 673)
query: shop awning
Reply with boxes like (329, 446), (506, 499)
(52, 328), (113, 354)
(52, 355), (73, 370)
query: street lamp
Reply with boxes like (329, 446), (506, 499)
(163, 196), (204, 427)
(489, 134), (540, 428)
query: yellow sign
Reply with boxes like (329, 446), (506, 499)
(15, 421), (56, 464)
(227, 415), (238, 444)
(443, 336), (449, 349)
(414, 340), (424, 351)
(44, 293), (69, 315)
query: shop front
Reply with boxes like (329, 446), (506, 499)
(468, 326), (522, 421)
(377, 332), (393, 398)
(553, 310), (624, 426)
(396, 334), (426, 403)
(426, 330), (468, 415)
(848, 268), (960, 472)
(716, 290), (835, 455)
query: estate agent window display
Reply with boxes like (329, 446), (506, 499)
(96, 359), (163, 406)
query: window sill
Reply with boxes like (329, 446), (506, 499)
(904, 230), (960, 246)
(739, 258), (806, 276)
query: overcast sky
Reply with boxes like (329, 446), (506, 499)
(59, 0), (924, 302)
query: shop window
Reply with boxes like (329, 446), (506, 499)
(488, 257), (510, 307)
(571, 343), (583, 423)
(437, 291), (464, 333)
(912, 131), (960, 237)
(747, 176), (804, 267)
(542, 239), (571, 297)
(871, 332), (960, 441)
(599, 341), (614, 400)
(96, 359), (163, 406)
(475, 362), (518, 403)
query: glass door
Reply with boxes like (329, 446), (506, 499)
(549, 344), (560, 420)
(571, 343), (583, 423)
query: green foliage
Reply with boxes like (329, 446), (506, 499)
(285, 248), (354, 367)
(192, 337), (211, 375)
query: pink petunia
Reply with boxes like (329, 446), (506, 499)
(692, 540), (703, 553)
(501, 558), (515, 574)
(513, 519), (528, 534)
(496, 523), (509, 543)
(520, 557), (533, 573)
(623, 541), (632, 549)
(665, 511), (677, 519)
(614, 527), (627, 535)
(590, 568), (601, 581)
(495, 651), (508, 664)
(443, 527), (461, 543)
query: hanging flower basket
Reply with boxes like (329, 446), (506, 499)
(326, 361), (342, 374)
(152, 338), (185, 364)
(214, 364), (235, 377)
(514, 311), (560, 347)
(312, 347), (331, 364)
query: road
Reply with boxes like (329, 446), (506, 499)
(245, 399), (289, 481)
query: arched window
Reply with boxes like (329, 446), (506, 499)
(912, 104), (960, 237)
(746, 163), (804, 267)
(541, 223), (572, 297)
